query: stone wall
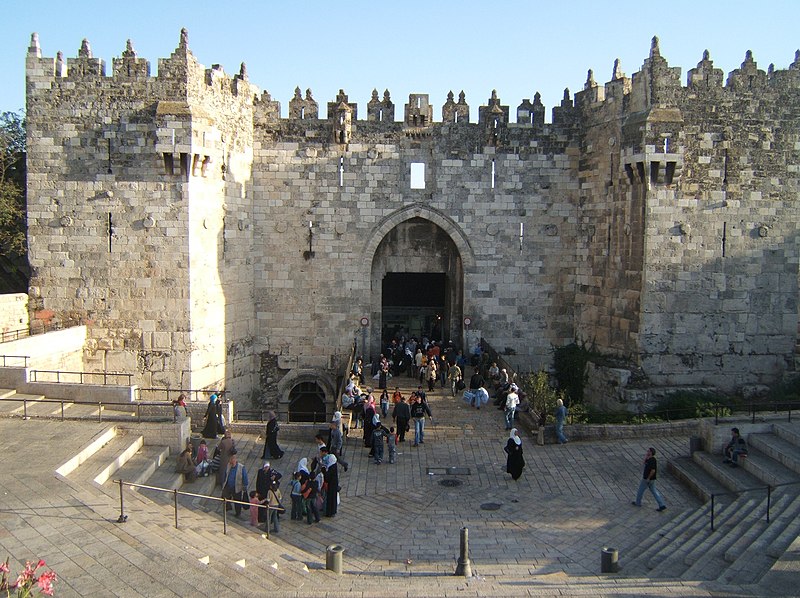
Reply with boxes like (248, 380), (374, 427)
(0, 294), (28, 335)
(23, 31), (799, 411)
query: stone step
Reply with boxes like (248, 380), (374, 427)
(61, 431), (144, 487)
(646, 497), (760, 576)
(667, 456), (731, 503)
(718, 491), (800, 585)
(680, 493), (789, 581)
(692, 451), (765, 493)
(622, 505), (712, 576)
(749, 431), (800, 476)
(0, 392), (46, 416)
(111, 444), (171, 488)
(773, 421), (800, 447)
(739, 444), (800, 486)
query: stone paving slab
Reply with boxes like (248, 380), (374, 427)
(2, 384), (795, 595)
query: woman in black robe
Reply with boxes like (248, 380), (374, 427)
(363, 396), (376, 454)
(201, 394), (224, 439)
(504, 428), (525, 481)
(321, 452), (339, 517)
(261, 411), (284, 459)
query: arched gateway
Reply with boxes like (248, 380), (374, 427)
(363, 207), (475, 360)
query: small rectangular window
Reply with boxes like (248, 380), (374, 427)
(410, 162), (425, 189)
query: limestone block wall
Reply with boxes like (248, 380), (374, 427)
(0, 294), (28, 335)
(249, 116), (580, 387)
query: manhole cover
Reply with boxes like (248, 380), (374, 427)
(480, 502), (502, 511)
(439, 479), (463, 487)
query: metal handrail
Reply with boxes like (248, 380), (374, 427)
(137, 388), (227, 402)
(29, 370), (133, 385)
(0, 355), (29, 367)
(0, 396), (177, 423)
(115, 479), (282, 537)
(710, 479), (800, 531)
(0, 318), (82, 343)
(235, 409), (330, 425)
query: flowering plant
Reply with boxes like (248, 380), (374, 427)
(0, 558), (57, 597)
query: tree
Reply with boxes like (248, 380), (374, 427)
(0, 110), (29, 292)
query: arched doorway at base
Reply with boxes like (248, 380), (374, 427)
(288, 381), (326, 423)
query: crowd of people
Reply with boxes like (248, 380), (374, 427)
(176, 343), (697, 533)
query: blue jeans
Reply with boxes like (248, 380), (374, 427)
(414, 418), (425, 444)
(504, 408), (515, 429)
(555, 420), (567, 443)
(635, 478), (665, 508)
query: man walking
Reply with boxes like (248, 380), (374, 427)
(632, 447), (666, 511)
(410, 394), (432, 447)
(392, 395), (411, 443)
(222, 450), (249, 518)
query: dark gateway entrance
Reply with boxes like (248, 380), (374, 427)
(369, 218), (464, 359)
(382, 272), (447, 344)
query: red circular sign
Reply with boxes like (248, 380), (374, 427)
(360, 317), (369, 326)
(463, 317), (472, 326)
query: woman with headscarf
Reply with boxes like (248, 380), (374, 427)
(201, 393), (224, 439)
(321, 449), (339, 517)
(261, 410), (284, 460)
(504, 428), (525, 481)
(363, 395), (377, 454)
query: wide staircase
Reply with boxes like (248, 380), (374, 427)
(619, 421), (800, 590)
(2, 342), (799, 595)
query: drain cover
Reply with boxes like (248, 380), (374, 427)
(480, 502), (502, 511)
(439, 479), (463, 487)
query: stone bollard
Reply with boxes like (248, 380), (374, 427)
(601, 546), (619, 573)
(454, 527), (472, 577)
(326, 544), (344, 575)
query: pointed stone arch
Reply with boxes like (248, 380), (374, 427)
(361, 204), (474, 358)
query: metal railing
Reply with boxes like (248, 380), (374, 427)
(710, 480), (800, 531)
(235, 409), (329, 425)
(0, 318), (82, 343)
(29, 370), (134, 385)
(0, 396), (177, 423)
(0, 355), (29, 367)
(714, 401), (797, 425)
(137, 388), (227, 403)
(115, 479), (282, 537)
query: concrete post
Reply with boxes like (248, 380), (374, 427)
(454, 526), (472, 577)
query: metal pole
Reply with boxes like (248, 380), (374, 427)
(767, 486), (771, 523)
(23, 400), (27, 419)
(61, 401), (65, 421)
(711, 495), (715, 531)
(173, 489), (179, 529)
(116, 480), (127, 523)
(454, 526), (472, 577)
(98, 402), (103, 423)
(223, 498), (228, 535)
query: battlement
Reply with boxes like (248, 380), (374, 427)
(26, 30), (800, 131)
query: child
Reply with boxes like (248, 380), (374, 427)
(249, 490), (264, 527)
(380, 389), (390, 418)
(372, 418), (389, 464)
(267, 480), (283, 533)
(290, 471), (303, 520)
(195, 439), (210, 477)
(388, 426), (397, 464)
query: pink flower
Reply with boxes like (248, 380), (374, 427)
(37, 570), (57, 596)
(0, 560), (8, 573)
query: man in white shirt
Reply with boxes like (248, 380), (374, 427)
(504, 386), (520, 430)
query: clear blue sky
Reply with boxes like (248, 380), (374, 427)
(2, 0), (798, 121)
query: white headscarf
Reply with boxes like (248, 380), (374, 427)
(297, 457), (309, 474)
(510, 428), (522, 446)
(322, 453), (337, 468)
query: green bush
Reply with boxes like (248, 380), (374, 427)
(552, 342), (592, 403)
(519, 370), (566, 425)
(655, 392), (729, 420)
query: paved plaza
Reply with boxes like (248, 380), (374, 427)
(1, 378), (793, 596)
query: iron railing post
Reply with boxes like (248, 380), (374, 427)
(116, 480), (127, 523)
(98, 402), (103, 422)
(223, 499), (228, 535)
(61, 401), (65, 421)
(711, 495), (716, 531)
(173, 489), (179, 529)
(767, 485), (772, 523)
(23, 399), (27, 419)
